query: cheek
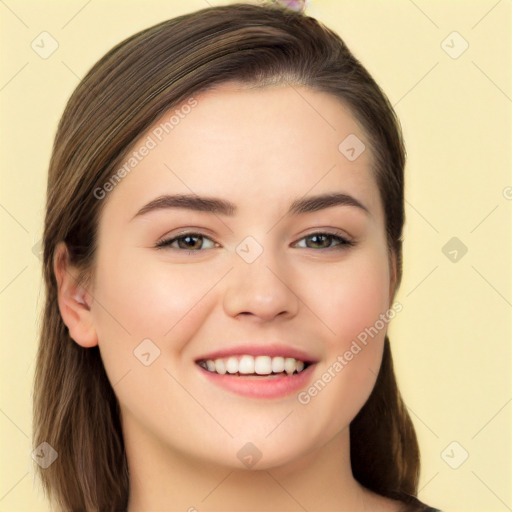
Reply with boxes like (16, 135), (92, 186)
(89, 246), (222, 432)
(91, 245), (218, 365)
(298, 247), (391, 410)
(336, 254), (390, 383)
(307, 247), (391, 351)
(334, 264), (390, 350)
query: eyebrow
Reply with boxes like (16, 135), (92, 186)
(131, 192), (370, 220)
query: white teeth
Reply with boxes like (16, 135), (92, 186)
(199, 355), (309, 376)
(226, 356), (238, 374)
(254, 356), (272, 375)
(214, 358), (226, 375)
(238, 355), (255, 374)
(284, 357), (296, 375)
(271, 356), (285, 373)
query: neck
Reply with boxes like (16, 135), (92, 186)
(124, 421), (377, 512)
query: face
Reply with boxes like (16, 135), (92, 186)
(87, 83), (395, 470)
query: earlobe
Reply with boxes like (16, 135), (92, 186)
(53, 242), (98, 348)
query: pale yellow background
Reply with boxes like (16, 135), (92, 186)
(1, 1), (510, 511)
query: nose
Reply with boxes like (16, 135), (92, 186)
(223, 250), (299, 323)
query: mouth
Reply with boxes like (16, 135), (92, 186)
(195, 354), (318, 399)
(196, 355), (312, 378)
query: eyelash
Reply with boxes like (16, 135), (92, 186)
(155, 230), (355, 252)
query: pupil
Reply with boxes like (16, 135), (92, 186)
(180, 235), (201, 250)
(309, 234), (328, 248)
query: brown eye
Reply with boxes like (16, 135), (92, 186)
(295, 232), (354, 250)
(156, 233), (216, 251)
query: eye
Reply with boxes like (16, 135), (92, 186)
(293, 231), (354, 250)
(155, 232), (217, 251)
(155, 230), (354, 253)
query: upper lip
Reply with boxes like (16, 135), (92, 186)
(194, 344), (319, 364)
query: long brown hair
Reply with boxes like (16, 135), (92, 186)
(34, 3), (428, 511)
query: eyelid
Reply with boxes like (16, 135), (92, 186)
(292, 230), (354, 249)
(298, 228), (353, 243)
(155, 231), (217, 250)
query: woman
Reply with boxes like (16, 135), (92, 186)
(33, 2), (442, 511)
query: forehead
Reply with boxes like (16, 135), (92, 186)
(101, 83), (382, 222)
(166, 82), (369, 167)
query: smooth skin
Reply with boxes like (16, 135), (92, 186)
(55, 82), (403, 511)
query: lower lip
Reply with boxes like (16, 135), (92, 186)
(196, 363), (316, 399)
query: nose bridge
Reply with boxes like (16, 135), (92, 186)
(222, 235), (299, 321)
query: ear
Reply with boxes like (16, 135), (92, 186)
(53, 241), (98, 348)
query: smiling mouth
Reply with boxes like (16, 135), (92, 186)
(195, 354), (317, 399)
(196, 354), (312, 377)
